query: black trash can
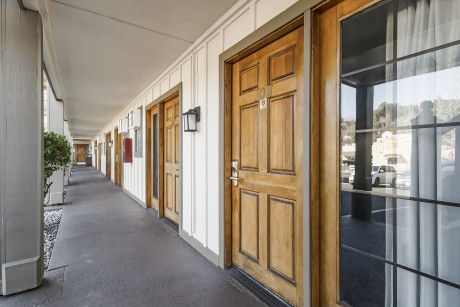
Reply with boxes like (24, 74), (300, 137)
(85, 154), (92, 166)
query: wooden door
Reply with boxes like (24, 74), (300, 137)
(98, 143), (101, 170)
(118, 132), (123, 186)
(76, 145), (88, 163)
(114, 128), (118, 184)
(231, 26), (304, 306)
(311, 0), (377, 305)
(148, 105), (161, 211)
(106, 133), (111, 179)
(163, 97), (179, 224)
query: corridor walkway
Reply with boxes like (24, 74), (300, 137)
(0, 166), (264, 306)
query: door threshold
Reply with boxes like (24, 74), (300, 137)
(161, 217), (179, 232)
(226, 266), (292, 307)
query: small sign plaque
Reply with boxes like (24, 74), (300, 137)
(260, 98), (267, 109)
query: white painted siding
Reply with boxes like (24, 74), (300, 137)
(95, 0), (299, 254)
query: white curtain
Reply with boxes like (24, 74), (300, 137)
(388, 0), (460, 306)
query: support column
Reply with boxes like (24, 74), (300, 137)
(0, 0), (44, 295)
(48, 91), (64, 204)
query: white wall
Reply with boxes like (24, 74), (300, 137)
(95, 0), (298, 256)
(91, 140), (97, 167)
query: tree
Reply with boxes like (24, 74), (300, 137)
(44, 131), (71, 201)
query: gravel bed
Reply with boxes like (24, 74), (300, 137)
(44, 209), (63, 270)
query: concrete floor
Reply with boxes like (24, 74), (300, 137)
(0, 166), (264, 307)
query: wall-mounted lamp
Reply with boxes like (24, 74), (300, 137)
(183, 106), (200, 132)
(108, 140), (113, 148)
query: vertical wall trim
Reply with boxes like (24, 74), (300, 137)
(0, 0), (6, 274)
(191, 52), (197, 235)
(203, 44), (209, 247)
(303, 9), (312, 307)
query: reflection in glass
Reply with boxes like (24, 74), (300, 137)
(342, 248), (387, 307)
(341, 127), (458, 204)
(341, 45), (460, 130)
(340, 0), (460, 306)
(341, 0), (393, 75)
(341, 192), (460, 285)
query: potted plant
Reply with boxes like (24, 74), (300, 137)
(44, 131), (71, 202)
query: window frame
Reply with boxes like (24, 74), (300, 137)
(134, 107), (143, 158)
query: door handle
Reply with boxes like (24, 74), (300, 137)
(228, 176), (242, 181)
(228, 176), (243, 187)
(229, 160), (241, 186)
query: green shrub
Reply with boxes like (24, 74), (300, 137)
(44, 131), (71, 200)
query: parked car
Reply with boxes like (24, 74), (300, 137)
(348, 172), (355, 184)
(349, 165), (397, 187)
(396, 170), (411, 189)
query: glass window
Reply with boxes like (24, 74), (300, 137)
(340, 1), (460, 306)
(134, 108), (143, 157)
(134, 129), (142, 157)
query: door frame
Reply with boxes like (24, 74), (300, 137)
(218, 1), (321, 305)
(105, 132), (111, 179)
(114, 127), (118, 184)
(93, 140), (97, 167)
(145, 83), (183, 229)
(73, 144), (77, 165)
(98, 142), (101, 170)
(118, 131), (123, 186)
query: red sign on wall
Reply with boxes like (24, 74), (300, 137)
(123, 138), (133, 163)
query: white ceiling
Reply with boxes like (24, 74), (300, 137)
(34, 0), (239, 139)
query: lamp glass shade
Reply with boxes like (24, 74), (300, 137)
(183, 112), (197, 132)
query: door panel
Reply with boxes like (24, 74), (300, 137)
(268, 196), (295, 282)
(231, 25), (304, 306)
(269, 95), (295, 173)
(114, 128), (118, 184)
(240, 104), (259, 170)
(240, 190), (259, 261)
(164, 96), (180, 224)
(105, 133), (111, 179)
